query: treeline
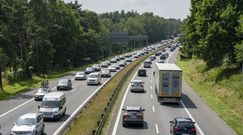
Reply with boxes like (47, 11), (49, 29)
(181, 0), (242, 67)
(0, 0), (182, 90)
(100, 11), (182, 43)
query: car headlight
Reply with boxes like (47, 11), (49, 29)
(54, 111), (59, 114)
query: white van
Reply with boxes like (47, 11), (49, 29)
(38, 92), (66, 120)
(87, 72), (101, 85)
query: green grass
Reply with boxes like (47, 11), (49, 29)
(176, 57), (243, 135)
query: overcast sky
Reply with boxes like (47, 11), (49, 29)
(64, 0), (191, 19)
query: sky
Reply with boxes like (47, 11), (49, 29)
(64, 0), (191, 19)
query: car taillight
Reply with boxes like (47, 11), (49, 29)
(192, 127), (196, 132)
(174, 127), (180, 132)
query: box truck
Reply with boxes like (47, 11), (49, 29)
(155, 63), (182, 103)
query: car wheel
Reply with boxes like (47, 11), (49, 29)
(140, 123), (144, 127)
(63, 108), (66, 116)
(122, 123), (126, 127)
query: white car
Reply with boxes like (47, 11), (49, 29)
(101, 61), (108, 67)
(11, 113), (45, 135)
(130, 80), (145, 92)
(108, 65), (117, 72)
(87, 72), (101, 85)
(75, 71), (86, 80)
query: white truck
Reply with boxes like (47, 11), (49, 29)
(155, 63), (182, 103)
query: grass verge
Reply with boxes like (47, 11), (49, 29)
(176, 57), (243, 135)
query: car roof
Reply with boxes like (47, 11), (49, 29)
(175, 117), (193, 122)
(20, 113), (38, 119)
(156, 63), (182, 71)
(125, 106), (141, 110)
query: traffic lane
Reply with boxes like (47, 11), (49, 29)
(0, 66), (121, 134)
(115, 67), (156, 135)
(0, 73), (75, 116)
(167, 48), (235, 135)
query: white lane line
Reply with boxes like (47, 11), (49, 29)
(150, 80), (152, 83)
(71, 89), (77, 93)
(150, 94), (153, 99)
(71, 78), (75, 81)
(112, 64), (143, 135)
(181, 101), (205, 135)
(152, 106), (155, 112)
(155, 123), (159, 134)
(0, 86), (56, 117)
(150, 86), (152, 89)
(54, 77), (112, 135)
(0, 98), (34, 118)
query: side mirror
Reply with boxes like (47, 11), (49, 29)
(38, 105), (40, 109)
(193, 122), (196, 124)
(142, 109), (145, 111)
(60, 106), (63, 110)
(122, 108), (125, 111)
(169, 121), (174, 124)
(13, 123), (16, 125)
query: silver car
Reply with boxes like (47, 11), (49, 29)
(34, 88), (51, 101)
(11, 113), (45, 135)
(130, 80), (145, 92)
(75, 71), (86, 80)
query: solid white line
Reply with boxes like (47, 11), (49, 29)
(152, 106), (155, 112)
(53, 78), (111, 135)
(150, 94), (153, 99)
(71, 89), (77, 93)
(181, 101), (205, 135)
(155, 123), (159, 134)
(0, 86), (56, 117)
(112, 64), (143, 135)
(0, 98), (34, 118)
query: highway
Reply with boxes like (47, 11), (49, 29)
(110, 47), (236, 135)
(0, 46), (147, 135)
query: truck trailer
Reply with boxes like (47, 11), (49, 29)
(155, 63), (182, 103)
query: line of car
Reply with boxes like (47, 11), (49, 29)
(121, 43), (197, 135)
(8, 43), (163, 135)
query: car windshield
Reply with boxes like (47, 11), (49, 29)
(87, 67), (92, 71)
(126, 110), (140, 113)
(132, 81), (142, 84)
(59, 79), (67, 84)
(88, 74), (98, 78)
(41, 101), (60, 108)
(177, 121), (194, 128)
(37, 88), (48, 93)
(77, 72), (84, 75)
(16, 118), (36, 126)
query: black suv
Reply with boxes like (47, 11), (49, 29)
(138, 69), (147, 77)
(57, 79), (72, 90)
(122, 106), (145, 127)
(170, 117), (197, 135)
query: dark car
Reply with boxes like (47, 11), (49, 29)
(122, 106), (145, 127)
(57, 79), (72, 90)
(85, 67), (94, 74)
(162, 49), (166, 52)
(138, 69), (147, 77)
(160, 54), (167, 60)
(170, 117), (197, 135)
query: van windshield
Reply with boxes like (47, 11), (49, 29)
(41, 101), (60, 108)
(89, 74), (98, 78)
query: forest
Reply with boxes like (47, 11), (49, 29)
(0, 0), (183, 90)
(181, 0), (242, 67)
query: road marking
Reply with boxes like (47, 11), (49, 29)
(112, 65), (143, 135)
(0, 98), (34, 118)
(155, 123), (159, 134)
(150, 86), (152, 89)
(0, 86), (56, 117)
(152, 106), (155, 112)
(181, 101), (205, 135)
(71, 89), (77, 93)
(151, 94), (153, 99)
(150, 80), (152, 83)
(71, 78), (75, 81)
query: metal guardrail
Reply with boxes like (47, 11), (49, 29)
(55, 43), (173, 135)
(92, 44), (172, 135)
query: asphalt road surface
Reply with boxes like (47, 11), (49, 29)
(110, 47), (236, 135)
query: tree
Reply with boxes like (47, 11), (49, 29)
(0, 48), (9, 91)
